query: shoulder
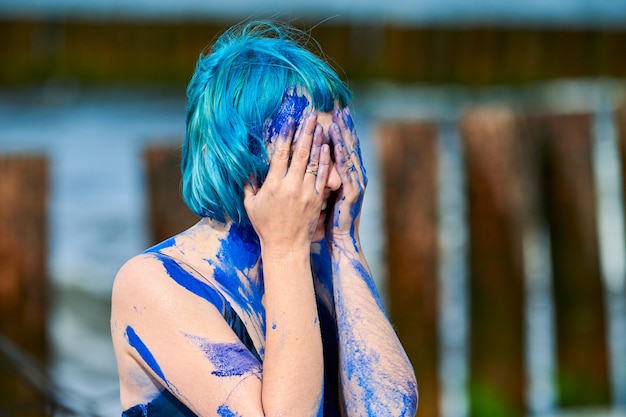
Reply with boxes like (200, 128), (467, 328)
(112, 253), (168, 301)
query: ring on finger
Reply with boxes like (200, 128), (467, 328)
(305, 168), (318, 175)
(347, 164), (357, 173)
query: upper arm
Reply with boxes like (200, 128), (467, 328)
(111, 254), (265, 417)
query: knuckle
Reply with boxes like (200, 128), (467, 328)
(274, 146), (290, 160)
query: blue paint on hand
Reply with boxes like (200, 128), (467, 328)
(267, 89), (310, 142)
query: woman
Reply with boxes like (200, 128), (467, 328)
(111, 21), (418, 417)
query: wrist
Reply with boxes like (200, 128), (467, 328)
(328, 231), (361, 253)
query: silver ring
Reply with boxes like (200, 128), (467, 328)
(305, 169), (318, 175)
(347, 165), (357, 172)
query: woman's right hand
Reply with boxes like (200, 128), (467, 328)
(244, 113), (331, 253)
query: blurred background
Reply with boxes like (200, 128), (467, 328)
(1, 1), (626, 416)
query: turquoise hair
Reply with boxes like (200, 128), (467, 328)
(181, 21), (353, 225)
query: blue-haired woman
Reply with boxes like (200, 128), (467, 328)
(111, 21), (418, 417)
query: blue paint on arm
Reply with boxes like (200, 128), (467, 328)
(125, 325), (169, 387)
(186, 335), (262, 378)
(350, 260), (386, 313)
(217, 404), (240, 417)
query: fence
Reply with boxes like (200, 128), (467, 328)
(379, 106), (626, 416)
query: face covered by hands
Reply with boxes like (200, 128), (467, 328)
(247, 87), (367, 248)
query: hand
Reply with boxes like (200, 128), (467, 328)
(327, 108), (368, 247)
(244, 113), (331, 252)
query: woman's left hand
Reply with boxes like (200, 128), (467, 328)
(326, 108), (368, 248)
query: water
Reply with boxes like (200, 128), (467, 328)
(1, 79), (625, 416)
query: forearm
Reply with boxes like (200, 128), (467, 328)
(261, 246), (324, 416)
(330, 237), (418, 417)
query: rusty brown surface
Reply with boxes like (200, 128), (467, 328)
(378, 121), (440, 417)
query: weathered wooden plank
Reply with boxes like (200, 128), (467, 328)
(461, 107), (527, 417)
(0, 154), (49, 416)
(616, 106), (626, 249)
(537, 112), (611, 407)
(144, 144), (199, 244)
(378, 121), (440, 417)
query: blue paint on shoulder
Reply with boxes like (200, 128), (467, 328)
(156, 254), (226, 312)
(216, 223), (260, 271)
(267, 90), (310, 142)
(143, 236), (177, 253)
(125, 325), (169, 386)
(211, 223), (266, 336)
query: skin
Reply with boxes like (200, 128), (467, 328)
(110, 102), (418, 416)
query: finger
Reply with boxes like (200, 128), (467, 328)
(243, 182), (256, 212)
(342, 107), (363, 162)
(329, 122), (354, 181)
(266, 117), (296, 180)
(304, 124), (324, 183)
(288, 113), (317, 177)
(333, 108), (356, 151)
(315, 143), (331, 194)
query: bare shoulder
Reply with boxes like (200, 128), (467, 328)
(111, 253), (169, 307)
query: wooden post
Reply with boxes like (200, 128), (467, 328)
(378, 122), (440, 417)
(0, 154), (48, 416)
(144, 144), (199, 244)
(538, 113), (611, 407)
(461, 108), (527, 417)
(616, 106), (626, 247)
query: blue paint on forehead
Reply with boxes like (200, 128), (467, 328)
(267, 90), (310, 142)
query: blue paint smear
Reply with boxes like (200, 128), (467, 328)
(187, 335), (261, 378)
(267, 90), (310, 142)
(334, 278), (416, 417)
(217, 404), (240, 417)
(156, 254), (226, 312)
(343, 107), (355, 133)
(143, 236), (177, 253)
(211, 223), (266, 337)
(350, 259), (385, 314)
(125, 326), (169, 387)
(216, 223), (260, 271)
